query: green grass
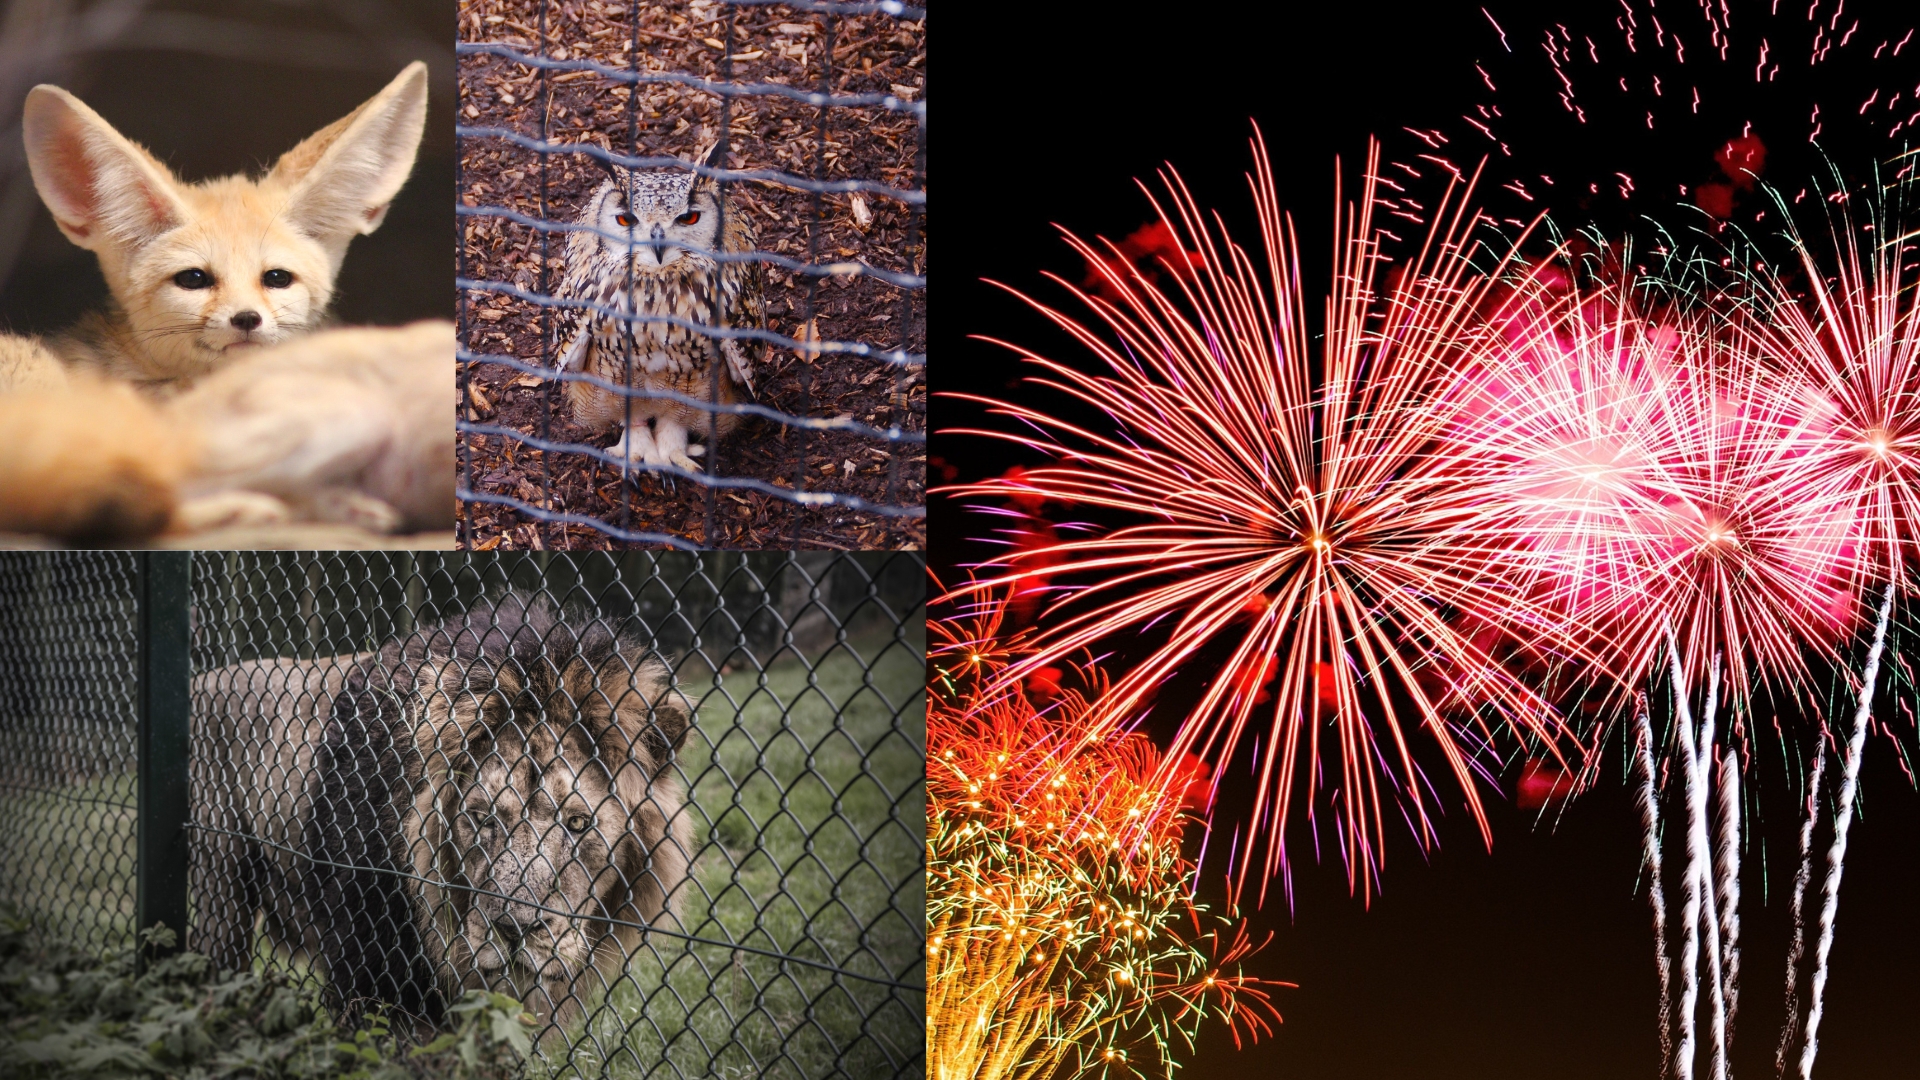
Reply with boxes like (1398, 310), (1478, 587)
(548, 632), (927, 1080)
(0, 771), (137, 957)
(0, 633), (927, 1080)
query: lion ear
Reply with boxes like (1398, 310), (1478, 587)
(605, 654), (691, 772)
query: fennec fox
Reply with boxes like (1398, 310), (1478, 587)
(13, 62), (428, 393)
(0, 321), (453, 545)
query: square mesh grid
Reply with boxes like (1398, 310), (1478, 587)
(457, 0), (927, 550)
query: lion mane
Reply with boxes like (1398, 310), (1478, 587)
(191, 600), (695, 1031)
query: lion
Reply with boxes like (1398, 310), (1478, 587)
(190, 600), (696, 1034)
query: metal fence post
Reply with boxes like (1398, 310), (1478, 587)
(136, 551), (191, 963)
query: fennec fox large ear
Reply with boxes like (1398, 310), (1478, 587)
(20, 86), (195, 250)
(269, 61), (429, 257)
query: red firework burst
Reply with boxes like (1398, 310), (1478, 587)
(943, 130), (1594, 905)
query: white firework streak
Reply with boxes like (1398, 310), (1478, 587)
(1698, 656), (1727, 1080)
(1776, 732), (1827, 1078)
(1797, 581), (1897, 1080)
(1717, 744), (1742, 1039)
(1633, 692), (1674, 1076)
(1665, 624), (1703, 1080)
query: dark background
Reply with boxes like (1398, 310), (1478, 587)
(0, 0), (453, 336)
(943, 2), (1920, 1076)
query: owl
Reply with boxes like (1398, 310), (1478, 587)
(552, 137), (764, 474)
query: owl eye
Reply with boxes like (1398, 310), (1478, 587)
(615, 212), (637, 227)
(675, 210), (701, 226)
(565, 813), (593, 834)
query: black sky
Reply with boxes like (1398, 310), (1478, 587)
(942, 2), (1920, 1076)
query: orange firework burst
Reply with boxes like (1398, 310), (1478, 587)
(942, 130), (1591, 904)
(927, 590), (1283, 1080)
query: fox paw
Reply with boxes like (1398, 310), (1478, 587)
(305, 489), (402, 533)
(172, 491), (294, 533)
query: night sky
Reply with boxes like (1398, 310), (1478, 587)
(942, 2), (1920, 1076)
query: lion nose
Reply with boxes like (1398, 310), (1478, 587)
(230, 310), (262, 332)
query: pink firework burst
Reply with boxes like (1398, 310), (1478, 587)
(1733, 166), (1920, 588)
(943, 131), (1593, 906)
(1452, 256), (1864, 715)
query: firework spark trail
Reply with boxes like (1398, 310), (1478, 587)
(1776, 731), (1826, 1078)
(1667, 626), (1704, 1080)
(1701, 657), (1727, 1080)
(1797, 580), (1897, 1080)
(943, 131), (1592, 905)
(1633, 692), (1675, 1077)
(1717, 743), (1742, 1040)
(1398, 1), (1920, 227)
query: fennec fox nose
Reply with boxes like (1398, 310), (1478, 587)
(230, 311), (262, 331)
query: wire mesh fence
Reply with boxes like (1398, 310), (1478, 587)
(0, 553), (141, 957)
(456, 0), (927, 551)
(1, 551), (928, 1080)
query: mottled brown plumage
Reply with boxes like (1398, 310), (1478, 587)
(552, 139), (764, 473)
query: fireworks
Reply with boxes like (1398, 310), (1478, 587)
(1725, 168), (1920, 1080)
(1405, 1), (1918, 235)
(927, 592), (1282, 1080)
(944, 131), (1593, 906)
(1453, 253), (1864, 712)
(1735, 161), (1920, 586)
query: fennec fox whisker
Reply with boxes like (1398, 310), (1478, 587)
(6, 61), (429, 394)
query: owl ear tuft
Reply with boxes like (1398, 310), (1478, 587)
(591, 148), (620, 183)
(686, 129), (724, 187)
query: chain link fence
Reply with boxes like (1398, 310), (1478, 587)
(457, 0), (927, 551)
(0, 553), (142, 957)
(1, 551), (928, 1080)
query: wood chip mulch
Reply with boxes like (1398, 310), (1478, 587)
(456, 0), (926, 551)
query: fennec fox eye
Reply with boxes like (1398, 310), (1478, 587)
(261, 269), (294, 289)
(173, 268), (213, 290)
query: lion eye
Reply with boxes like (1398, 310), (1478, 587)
(565, 813), (592, 834)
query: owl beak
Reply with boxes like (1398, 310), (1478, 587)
(649, 224), (670, 263)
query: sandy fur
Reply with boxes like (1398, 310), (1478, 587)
(0, 321), (452, 543)
(0, 368), (190, 543)
(0, 334), (70, 393)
